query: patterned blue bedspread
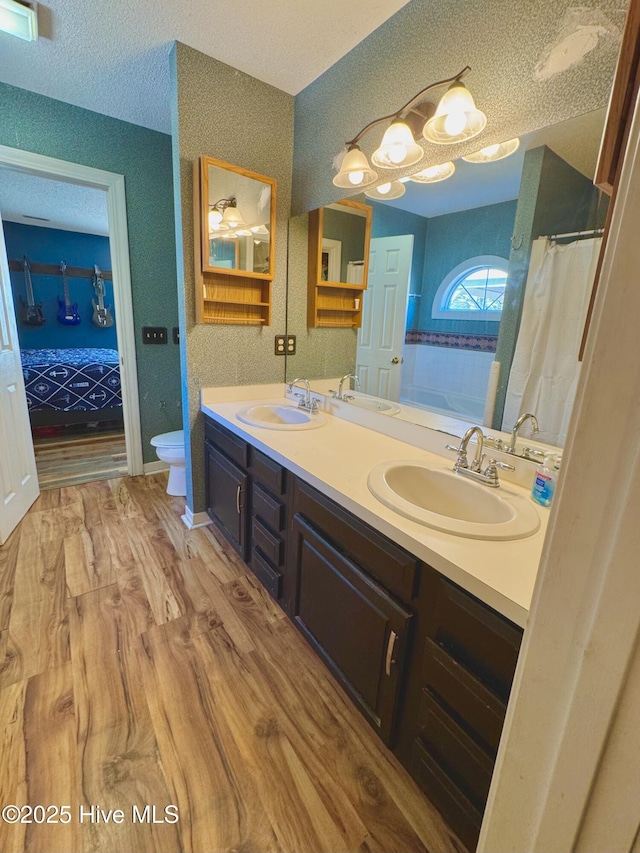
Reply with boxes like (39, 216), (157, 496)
(21, 348), (122, 412)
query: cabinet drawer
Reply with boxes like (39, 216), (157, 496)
(205, 418), (249, 468)
(419, 691), (494, 809)
(250, 548), (282, 600)
(253, 483), (285, 533)
(252, 517), (284, 568)
(422, 637), (506, 755)
(410, 736), (482, 853)
(293, 478), (418, 603)
(252, 449), (286, 496)
(424, 574), (522, 700)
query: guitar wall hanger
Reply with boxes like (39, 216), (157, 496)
(8, 260), (113, 280)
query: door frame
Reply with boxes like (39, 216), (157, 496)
(0, 145), (143, 476)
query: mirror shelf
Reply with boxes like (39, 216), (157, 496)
(307, 199), (372, 329)
(196, 156), (276, 326)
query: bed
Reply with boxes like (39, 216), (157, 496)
(21, 347), (123, 428)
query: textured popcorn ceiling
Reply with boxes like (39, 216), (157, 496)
(0, 0), (411, 133)
(0, 168), (108, 234)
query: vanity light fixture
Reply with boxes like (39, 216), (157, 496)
(0, 0), (38, 41)
(364, 180), (406, 200)
(462, 137), (520, 163)
(409, 161), (456, 183)
(371, 121), (424, 169)
(333, 66), (486, 189)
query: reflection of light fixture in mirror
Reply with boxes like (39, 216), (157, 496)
(364, 180), (406, 200)
(0, 0), (38, 40)
(423, 81), (487, 144)
(209, 196), (245, 232)
(250, 224), (269, 236)
(409, 161), (456, 183)
(333, 67), (485, 188)
(333, 145), (378, 188)
(462, 137), (520, 163)
(236, 229), (252, 237)
(371, 121), (423, 169)
(221, 206), (245, 228)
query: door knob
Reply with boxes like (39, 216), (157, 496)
(391, 357), (404, 365)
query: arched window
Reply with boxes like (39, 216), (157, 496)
(432, 255), (508, 321)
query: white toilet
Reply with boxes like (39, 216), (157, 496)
(150, 429), (186, 496)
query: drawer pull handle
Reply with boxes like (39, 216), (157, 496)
(236, 485), (242, 514)
(385, 630), (398, 676)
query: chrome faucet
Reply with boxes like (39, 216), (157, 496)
(337, 373), (360, 400)
(456, 425), (485, 472)
(287, 378), (319, 413)
(508, 412), (539, 453)
(446, 425), (514, 487)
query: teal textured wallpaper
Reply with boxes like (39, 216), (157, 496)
(170, 43), (294, 514)
(419, 200), (517, 334)
(0, 81), (181, 462)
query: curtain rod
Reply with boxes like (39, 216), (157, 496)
(545, 228), (604, 241)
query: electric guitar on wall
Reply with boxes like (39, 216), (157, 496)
(91, 264), (114, 328)
(20, 255), (46, 326)
(57, 261), (81, 325)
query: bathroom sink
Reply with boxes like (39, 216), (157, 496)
(368, 460), (540, 540)
(236, 403), (327, 430)
(344, 394), (400, 415)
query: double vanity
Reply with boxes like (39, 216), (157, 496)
(201, 383), (548, 850)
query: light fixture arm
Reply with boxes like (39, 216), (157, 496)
(345, 66), (470, 147)
(210, 196), (237, 212)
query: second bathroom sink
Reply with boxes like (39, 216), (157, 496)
(368, 459), (540, 540)
(236, 403), (327, 430)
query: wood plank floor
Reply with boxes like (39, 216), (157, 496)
(33, 431), (127, 490)
(0, 474), (464, 853)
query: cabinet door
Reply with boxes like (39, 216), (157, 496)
(291, 514), (411, 745)
(205, 442), (249, 560)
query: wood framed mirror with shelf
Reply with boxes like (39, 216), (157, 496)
(195, 156), (276, 325)
(307, 199), (372, 328)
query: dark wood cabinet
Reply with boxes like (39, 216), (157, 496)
(205, 442), (249, 561)
(290, 513), (412, 745)
(250, 448), (288, 606)
(399, 572), (523, 851)
(203, 415), (524, 848)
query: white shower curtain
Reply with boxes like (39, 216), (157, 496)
(503, 236), (602, 447)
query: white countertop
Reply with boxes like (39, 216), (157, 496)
(201, 384), (549, 628)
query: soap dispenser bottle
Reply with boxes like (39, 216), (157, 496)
(531, 452), (557, 507)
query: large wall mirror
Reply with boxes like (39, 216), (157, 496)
(286, 106), (610, 455)
(200, 156), (276, 278)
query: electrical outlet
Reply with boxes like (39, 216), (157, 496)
(274, 334), (286, 355)
(142, 326), (167, 344)
(286, 335), (296, 355)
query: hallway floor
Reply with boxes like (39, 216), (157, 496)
(0, 474), (462, 853)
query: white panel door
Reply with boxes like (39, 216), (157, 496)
(0, 212), (39, 543)
(356, 235), (413, 401)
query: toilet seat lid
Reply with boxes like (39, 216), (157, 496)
(150, 429), (184, 448)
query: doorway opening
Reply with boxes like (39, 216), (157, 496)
(0, 145), (142, 490)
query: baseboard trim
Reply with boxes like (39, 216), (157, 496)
(181, 506), (212, 529)
(144, 460), (168, 475)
